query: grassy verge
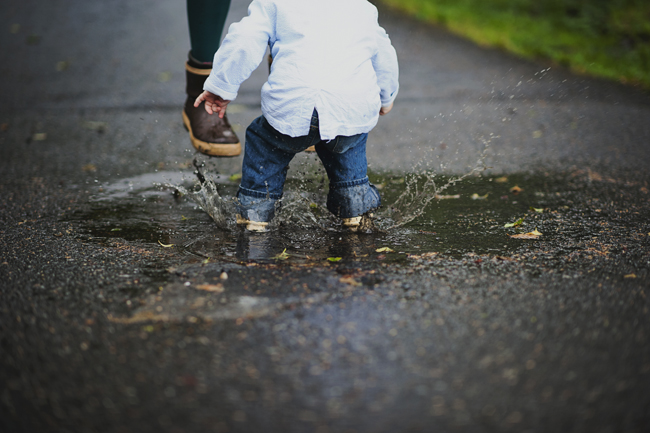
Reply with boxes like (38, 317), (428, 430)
(378, 0), (650, 89)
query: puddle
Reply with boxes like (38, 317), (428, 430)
(64, 164), (650, 324)
(66, 166), (578, 265)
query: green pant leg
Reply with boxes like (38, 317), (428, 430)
(187, 0), (232, 63)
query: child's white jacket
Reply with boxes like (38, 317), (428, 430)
(204, 0), (399, 140)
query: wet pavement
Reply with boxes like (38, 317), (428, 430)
(1, 1), (650, 432)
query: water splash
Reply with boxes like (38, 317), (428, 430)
(273, 191), (332, 229)
(175, 140), (489, 233)
(379, 144), (490, 229)
(166, 159), (235, 229)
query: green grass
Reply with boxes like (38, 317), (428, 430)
(378, 0), (650, 89)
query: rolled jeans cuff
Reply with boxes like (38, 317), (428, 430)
(327, 180), (381, 218)
(236, 189), (278, 222)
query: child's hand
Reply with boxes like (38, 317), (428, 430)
(194, 91), (231, 118)
(379, 102), (393, 116)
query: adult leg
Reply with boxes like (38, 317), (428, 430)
(183, 0), (241, 156)
(187, 0), (231, 63)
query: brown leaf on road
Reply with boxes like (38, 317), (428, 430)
(107, 311), (170, 324)
(339, 277), (362, 286)
(196, 283), (225, 293)
(509, 230), (542, 240)
(407, 252), (439, 259)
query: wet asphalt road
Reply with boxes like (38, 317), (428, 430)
(1, 1), (650, 432)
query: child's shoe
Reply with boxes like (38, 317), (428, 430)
(342, 216), (363, 231)
(342, 213), (377, 232)
(183, 58), (241, 157)
(236, 215), (269, 232)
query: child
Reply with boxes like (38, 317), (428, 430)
(194, 0), (399, 232)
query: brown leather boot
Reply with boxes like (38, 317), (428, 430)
(183, 59), (241, 157)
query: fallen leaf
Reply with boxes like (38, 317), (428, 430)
(587, 170), (603, 182)
(407, 252), (439, 259)
(494, 176), (508, 183)
(107, 311), (169, 324)
(376, 247), (394, 253)
(157, 71), (172, 82)
(229, 173), (242, 182)
(272, 248), (290, 260)
(181, 215), (188, 221)
(471, 193), (489, 200)
(196, 283), (225, 293)
(32, 132), (47, 141)
(624, 274), (637, 279)
(55, 61), (69, 72)
(82, 121), (108, 133)
(510, 185), (523, 194)
(504, 217), (525, 228)
(158, 240), (174, 248)
(110, 228), (122, 232)
(435, 194), (460, 200)
(509, 229), (542, 240)
(339, 277), (361, 286)
(532, 130), (543, 138)
(82, 163), (97, 172)
(530, 207), (544, 213)
(327, 257), (342, 262)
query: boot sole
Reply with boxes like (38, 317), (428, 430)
(182, 111), (242, 157)
(236, 215), (269, 232)
(342, 216), (362, 232)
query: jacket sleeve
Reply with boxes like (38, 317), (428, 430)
(372, 24), (399, 107)
(203, 0), (275, 101)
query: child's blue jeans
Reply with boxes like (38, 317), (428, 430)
(236, 110), (381, 222)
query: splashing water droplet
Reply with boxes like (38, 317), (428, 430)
(168, 178), (235, 229)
